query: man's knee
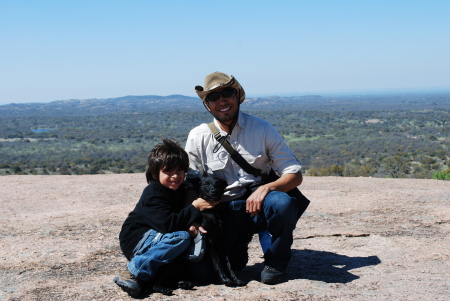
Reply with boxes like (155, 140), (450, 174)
(264, 191), (296, 215)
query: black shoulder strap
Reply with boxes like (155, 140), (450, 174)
(208, 122), (262, 178)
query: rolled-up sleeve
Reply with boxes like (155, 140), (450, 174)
(265, 123), (302, 176)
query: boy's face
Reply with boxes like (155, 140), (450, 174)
(159, 167), (185, 190)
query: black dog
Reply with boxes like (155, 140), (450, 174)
(198, 176), (245, 287)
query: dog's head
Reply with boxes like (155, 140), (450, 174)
(198, 176), (227, 203)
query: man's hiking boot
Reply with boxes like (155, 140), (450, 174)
(113, 269), (141, 298)
(261, 265), (286, 285)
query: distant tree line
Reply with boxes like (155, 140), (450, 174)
(0, 108), (449, 180)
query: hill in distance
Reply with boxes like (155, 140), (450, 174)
(1, 92), (449, 117)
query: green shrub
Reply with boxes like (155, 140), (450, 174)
(432, 171), (450, 180)
(307, 165), (344, 176)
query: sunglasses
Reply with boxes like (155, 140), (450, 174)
(206, 88), (236, 102)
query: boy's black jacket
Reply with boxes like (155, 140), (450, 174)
(119, 181), (201, 260)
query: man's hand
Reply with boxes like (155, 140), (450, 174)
(188, 222), (207, 237)
(245, 172), (303, 216)
(246, 185), (270, 216)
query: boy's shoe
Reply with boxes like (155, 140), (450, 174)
(113, 269), (141, 298)
(261, 265), (286, 285)
(183, 231), (205, 262)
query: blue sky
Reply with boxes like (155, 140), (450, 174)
(1, 0), (449, 104)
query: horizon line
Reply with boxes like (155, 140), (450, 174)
(1, 86), (450, 106)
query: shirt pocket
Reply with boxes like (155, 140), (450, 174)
(240, 151), (270, 176)
(204, 151), (228, 178)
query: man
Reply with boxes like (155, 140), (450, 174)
(185, 72), (303, 284)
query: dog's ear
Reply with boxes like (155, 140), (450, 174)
(186, 177), (201, 191)
(216, 178), (228, 190)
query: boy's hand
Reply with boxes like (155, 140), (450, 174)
(192, 197), (220, 211)
(188, 223), (207, 237)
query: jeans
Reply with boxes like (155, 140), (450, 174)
(127, 229), (191, 281)
(219, 191), (298, 271)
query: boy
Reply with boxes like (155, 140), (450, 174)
(114, 139), (215, 297)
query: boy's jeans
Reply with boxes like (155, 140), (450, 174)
(219, 191), (298, 271)
(127, 229), (191, 281)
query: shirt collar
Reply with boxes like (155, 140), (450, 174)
(235, 110), (246, 129)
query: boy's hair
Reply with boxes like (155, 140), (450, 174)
(145, 138), (189, 183)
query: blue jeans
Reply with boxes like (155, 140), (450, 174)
(219, 191), (298, 271)
(127, 229), (191, 281)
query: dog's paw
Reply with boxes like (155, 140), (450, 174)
(233, 278), (245, 287)
(152, 284), (173, 296)
(222, 278), (235, 287)
(178, 280), (194, 290)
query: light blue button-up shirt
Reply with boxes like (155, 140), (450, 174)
(185, 111), (302, 202)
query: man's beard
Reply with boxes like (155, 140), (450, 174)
(216, 112), (238, 124)
(215, 104), (239, 125)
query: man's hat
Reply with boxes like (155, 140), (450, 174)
(195, 72), (246, 104)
